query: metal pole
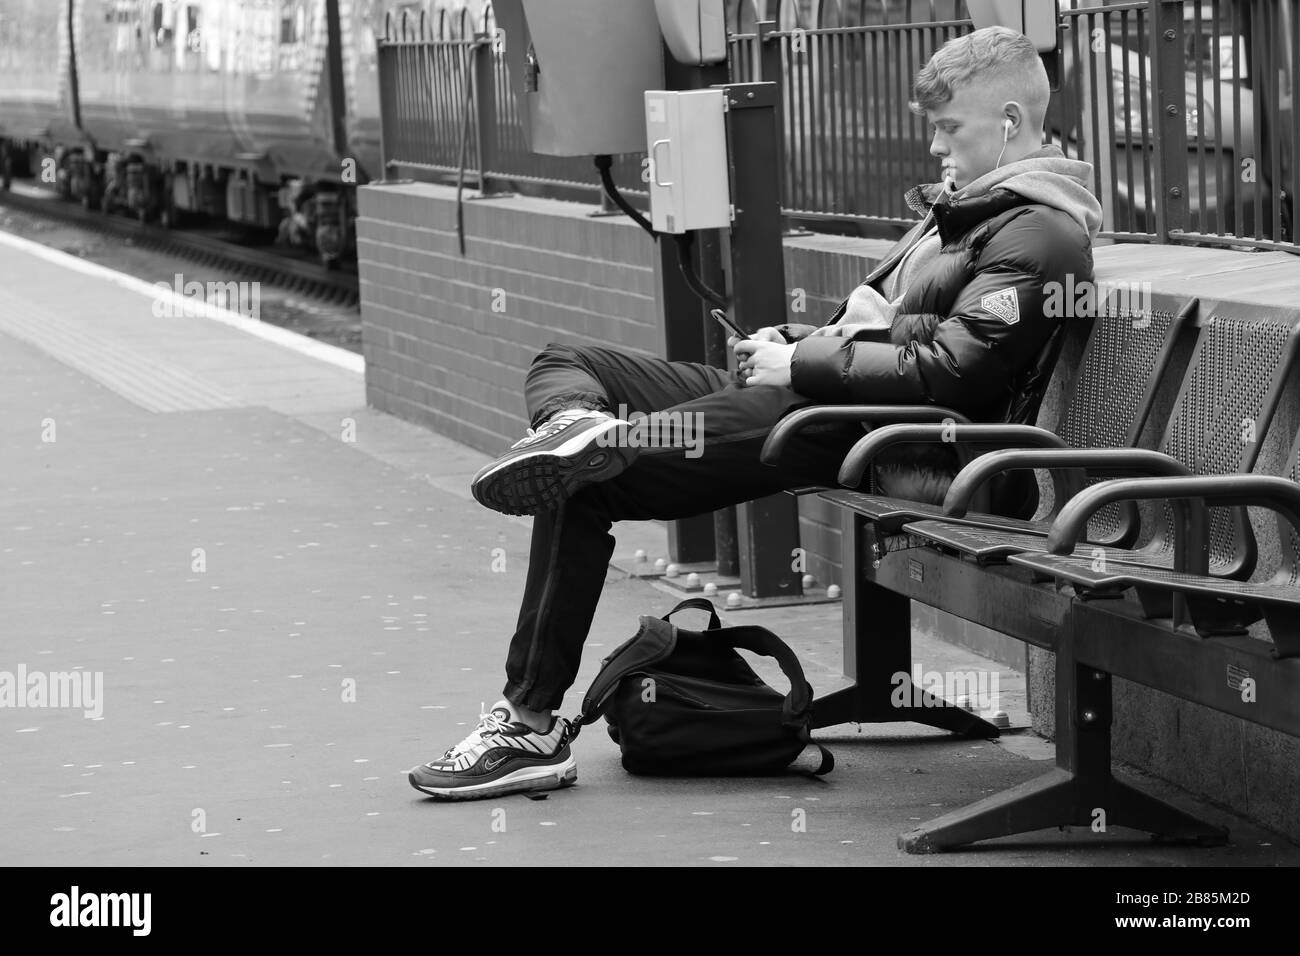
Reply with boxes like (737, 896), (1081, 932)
(720, 77), (803, 599)
(1151, 0), (1189, 241)
(697, 227), (740, 577)
(472, 33), (498, 195)
(657, 48), (730, 565)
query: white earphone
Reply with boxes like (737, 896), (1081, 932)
(996, 117), (1012, 169)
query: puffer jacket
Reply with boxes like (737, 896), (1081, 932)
(782, 149), (1101, 518)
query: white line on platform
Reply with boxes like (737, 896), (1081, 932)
(0, 228), (364, 375)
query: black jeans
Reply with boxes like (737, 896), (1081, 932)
(503, 342), (865, 712)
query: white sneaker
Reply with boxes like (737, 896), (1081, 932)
(408, 700), (577, 801)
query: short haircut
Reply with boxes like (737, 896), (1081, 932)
(910, 26), (1049, 127)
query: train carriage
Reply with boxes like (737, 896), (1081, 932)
(72, 0), (351, 246)
(0, 0), (79, 184)
(0, 0), (414, 264)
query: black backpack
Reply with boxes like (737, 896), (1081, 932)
(568, 598), (834, 776)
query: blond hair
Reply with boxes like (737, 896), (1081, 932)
(910, 26), (1049, 127)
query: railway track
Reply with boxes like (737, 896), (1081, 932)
(0, 181), (360, 308)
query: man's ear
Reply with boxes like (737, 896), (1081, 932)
(1002, 102), (1025, 137)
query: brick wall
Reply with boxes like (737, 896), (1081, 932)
(357, 181), (662, 453)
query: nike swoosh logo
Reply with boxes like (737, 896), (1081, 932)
(483, 754), (509, 771)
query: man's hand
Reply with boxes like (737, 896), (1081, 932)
(742, 327), (787, 344)
(731, 338), (795, 388)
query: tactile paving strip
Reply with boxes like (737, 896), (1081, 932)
(0, 288), (240, 413)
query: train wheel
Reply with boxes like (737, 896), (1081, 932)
(159, 174), (182, 229)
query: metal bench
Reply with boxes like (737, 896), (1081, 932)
(765, 294), (1300, 851)
(899, 414), (1300, 851)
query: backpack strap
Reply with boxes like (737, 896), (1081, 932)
(663, 600), (811, 724)
(718, 624), (814, 728)
(571, 614), (678, 730)
(659, 597), (721, 630)
(799, 743), (835, 776)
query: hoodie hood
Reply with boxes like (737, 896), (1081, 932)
(947, 144), (1102, 240)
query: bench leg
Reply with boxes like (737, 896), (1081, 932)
(811, 514), (999, 738)
(1105, 777), (1229, 847)
(899, 767), (1077, 852)
(899, 614), (1228, 853)
(898, 767), (1229, 853)
(897, 763), (1228, 852)
(811, 679), (999, 736)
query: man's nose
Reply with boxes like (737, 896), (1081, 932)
(930, 133), (947, 158)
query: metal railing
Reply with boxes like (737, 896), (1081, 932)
(377, 6), (646, 202)
(750, 19), (972, 230)
(376, 0), (1297, 251)
(1051, 0), (1295, 250)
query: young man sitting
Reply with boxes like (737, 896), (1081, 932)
(409, 26), (1102, 800)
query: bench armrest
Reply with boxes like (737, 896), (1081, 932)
(942, 448), (1191, 519)
(836, 424), (1069, 488)
(1045, 475), (1300, 573)
(760, 405), (968, 466)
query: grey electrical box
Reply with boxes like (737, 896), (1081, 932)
(644, 89), (731, 234)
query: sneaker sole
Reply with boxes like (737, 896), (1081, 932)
(409, 754), (578, 801)
(472, 424), (637, 516)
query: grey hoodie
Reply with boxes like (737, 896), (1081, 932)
(948, 144), (1102, 240)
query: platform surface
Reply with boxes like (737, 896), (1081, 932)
(1, 231), (1296, 867)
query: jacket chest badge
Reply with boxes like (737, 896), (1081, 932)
(980, 287), (1020, 325)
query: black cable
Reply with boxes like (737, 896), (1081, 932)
(455, 37), (490, 256)
(674, 233), (728, 310)
(593, 155), (728, 310)
(593, 154), (654, 236)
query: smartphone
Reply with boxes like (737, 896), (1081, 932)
(710, 308), (750, 340)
